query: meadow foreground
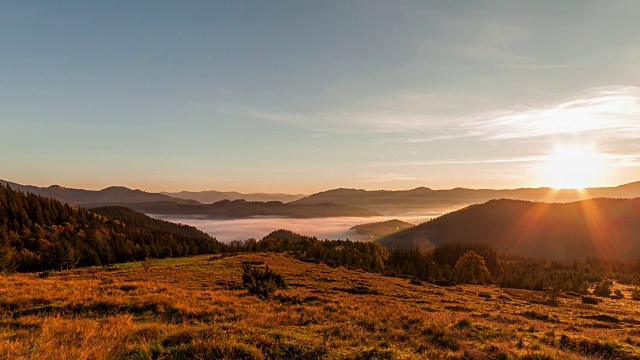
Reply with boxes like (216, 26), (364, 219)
(1, 253), (640, 359)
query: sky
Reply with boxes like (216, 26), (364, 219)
(2, 1), (640, 193)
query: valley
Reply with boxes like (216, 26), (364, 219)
(152, 215), (430, 243)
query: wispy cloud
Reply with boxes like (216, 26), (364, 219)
(465, 86), (640, 141)
(359, 173), (420, 183)
(370, 155), (547, 168)
(601, 153), (640, 168)
(218, 91), (477, 134)
(221, 86), (640, 149)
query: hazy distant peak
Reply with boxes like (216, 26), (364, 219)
(161, 189), (305, 204)
(410, 186), (433, 191)
(0, 179), (193, 205)
(616, 181), (640, 189)
(292, 181), (640, 212)
(101, 186), (134, 192)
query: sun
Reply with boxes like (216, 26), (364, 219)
(541, 146), (604, 189)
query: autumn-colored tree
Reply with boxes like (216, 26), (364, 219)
(455, 250), (490, 284)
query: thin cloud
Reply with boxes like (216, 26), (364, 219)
(601, 153), (640, 168)
(466, 86), (640, 141)
(220, 107), (453, 134)
(370, 156), (547, 167)
(360, 173), (420, 183)
(222, 86), (640, 147)
(219, 92), (472, 134)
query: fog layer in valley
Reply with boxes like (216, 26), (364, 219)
(151, 215), (435, 243)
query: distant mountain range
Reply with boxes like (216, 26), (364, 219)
(0, 179), (304, 207)
(0, 179), (195, 206)
(377, 198), (640, 260)
(291, 182), (640, 213)
(99, 199), (380, 219)
(0, 179), (375, 218)
(161, 190), (305, 204)
(5, 178), (640, 221)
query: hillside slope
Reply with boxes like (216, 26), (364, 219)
(377, 198), (640, 260)
(89, 206), (212, 240)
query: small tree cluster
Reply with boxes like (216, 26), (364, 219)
(593, 279), (613, 297)
(241, 262), (287, 300)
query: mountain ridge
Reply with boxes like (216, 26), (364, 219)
(161, 190), (305, 204)
(291, 181), (640, 213)
(94, 199), (381, 219)
(0, 179), (197, 206)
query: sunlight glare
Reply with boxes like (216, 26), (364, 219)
(541, 146), (604, 189)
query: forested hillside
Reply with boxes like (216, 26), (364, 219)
(90, 206), (211, 240)
(0, 184), (224, 272)
(378, 198), (640, 260)
(234, 230), (640, 293)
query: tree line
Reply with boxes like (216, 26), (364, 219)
(238, 230), (640, 292)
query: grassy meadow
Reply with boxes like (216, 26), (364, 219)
(1, 253), (640, 359)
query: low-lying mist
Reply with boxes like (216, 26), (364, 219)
(151, 215), (435, 243)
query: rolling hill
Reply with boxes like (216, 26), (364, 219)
(377, 198), (640, 260)
(291, 182), (640, 213)
(349, 219), (414, 240)
(260, 229), (308, 243)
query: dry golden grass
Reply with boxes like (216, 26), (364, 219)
(1, 253), (640, 359)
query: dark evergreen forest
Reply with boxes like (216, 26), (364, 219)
(0, 184), (224, 272)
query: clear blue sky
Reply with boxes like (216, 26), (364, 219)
(2, 1), (640, 193)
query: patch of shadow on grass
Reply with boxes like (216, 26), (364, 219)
(444, 305), (473, 312)
(332, 285), (380, 295)
(350, 348), (396, 360)
(581, 314), (621, 323)
(12, 301), (208, 322)
(520, 310), (561, 324)
(167, 341), (265, 360)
